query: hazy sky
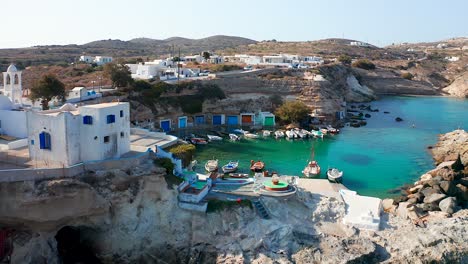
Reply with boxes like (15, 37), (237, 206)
(2, 0), (467, 48)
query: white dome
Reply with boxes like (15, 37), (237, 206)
(7, 64), (17, 72)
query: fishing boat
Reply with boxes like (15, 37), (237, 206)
(233, 128), (247, 134)
(205, 159), (219, 172)
(229, 133), (241, 141)
(301, 129), (311, 138)
(320, 128), (328, 135)
(285, 130), (295, 139)
(207, 135), (223, 141)
(327, 168), (343, 182)
(302, 143), (321, 177)
(263, 130), (271, 137)
(229, 173), (249, 178)
(250, 160), (265, 172)
(274, 130), (285, 138)
(244, 132), (259, 139)
(294, 129), (307, 138)
(311, 130), (324, 139)
(191, 138), (208, 145)
(302, 161), (321, 177)
(326, 125), (340, 134)
(222, 161), (239, 173)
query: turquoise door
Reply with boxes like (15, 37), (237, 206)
(227, 116), (238, 125)
(179, 117), (187, 128)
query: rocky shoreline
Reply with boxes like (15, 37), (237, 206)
(383, 130), (468, 222)
(0, 130), (467, 263)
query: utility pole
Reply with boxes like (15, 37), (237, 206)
(177, 47), (181, 86)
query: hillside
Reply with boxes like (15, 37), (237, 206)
(220, 38), (409, 60)
(0, 35), (257, 70)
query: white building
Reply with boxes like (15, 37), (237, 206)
(206, 55), (224, 64)
(67, 87), (102, 103)
(126, 63), (163, 80)
(445, 56), (460, 62)
(1, 64), (23, 107)
(350, 41), (371, 47)
(27, 102), (130, 166)
(79, 56), (113, 65)
(436, 43), (447, 49)
(184, 55), (203, 63)
(79, 56), (94, 63)
(94, 56), (113, 65)
(303, 56), (324, 65)
(0, 95), (27, 139)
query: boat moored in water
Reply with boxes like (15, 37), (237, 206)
(205, 159), (219, 172)
(207, 135), (223, 141)
(302, 161), (321, 177)
(326, 125), (340, 134)
(274, 130), (285, 138)
(250, 160), (265, 172)
(229, 173), (249, 178)
(244, 132), (259, 139)
(263, 130), (271, 137)
(229, 133), (241, 141)
(191, 138), (208, 145)
(327, 168), (343, 182)
(222, 161), (239, 173)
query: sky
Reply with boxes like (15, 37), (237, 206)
(2, 0), (467, 48)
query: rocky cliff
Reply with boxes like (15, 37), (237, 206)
(443, 72), (468, 98)
(1, 141), (468, 263)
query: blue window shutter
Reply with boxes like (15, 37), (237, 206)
(107, 115), (115, 124)
(39, 133), (45, 149)
(120, 110), (123, 117)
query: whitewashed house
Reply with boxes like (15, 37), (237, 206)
(350, 41), (370, 47)
(27, 102), (130, 166)
(79, 56), (94, 63)
(303, 56), (324, 65)
(445, 56), (460, 62)
(0, 95), (27, 139)
(184, 55), (203, 63)
(126, 63), (162, 80)
(66, 87), (102, 103)
(79, 56), (113, 65)
(94, 56), (113, 65)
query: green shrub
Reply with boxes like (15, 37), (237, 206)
(207, 199), (253, 213)
(338, 55), (352, 64)
(154, 158), (175, 174)
(401, 72), (414, 80)
(169, 144), (196, 167)
(352, 59), (376, 70)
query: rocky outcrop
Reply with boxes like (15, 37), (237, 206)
(443, 72), (468, 98)
(431, 129), (468, 164)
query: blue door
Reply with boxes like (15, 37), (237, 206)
(161, 120), (171, 132)
(179, 117), (187, 128)
(213, 115), (222, 125)
(195, 116), (205, 125)
(227, 116), (238, 125)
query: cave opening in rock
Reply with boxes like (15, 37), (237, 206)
(55, 226), (101, 264)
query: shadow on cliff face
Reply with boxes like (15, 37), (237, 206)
(55, 226), (101, 264)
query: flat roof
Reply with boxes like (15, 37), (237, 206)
(81, 102), (126, 109)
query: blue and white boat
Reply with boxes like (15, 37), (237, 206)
(222, 161), (239, 173)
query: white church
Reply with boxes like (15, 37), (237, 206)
(0, 64), (131, 166)
(0, 64), (28, 138)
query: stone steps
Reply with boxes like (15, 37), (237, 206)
(252, 199), (270, 219)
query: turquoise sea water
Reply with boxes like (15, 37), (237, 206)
(193, 96), (468, 197)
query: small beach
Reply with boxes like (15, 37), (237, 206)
(194, 96), (468, 197)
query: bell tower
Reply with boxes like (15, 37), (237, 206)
(2, 64), (23, 106)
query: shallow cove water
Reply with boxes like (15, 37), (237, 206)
(194, 96), (468, 197)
